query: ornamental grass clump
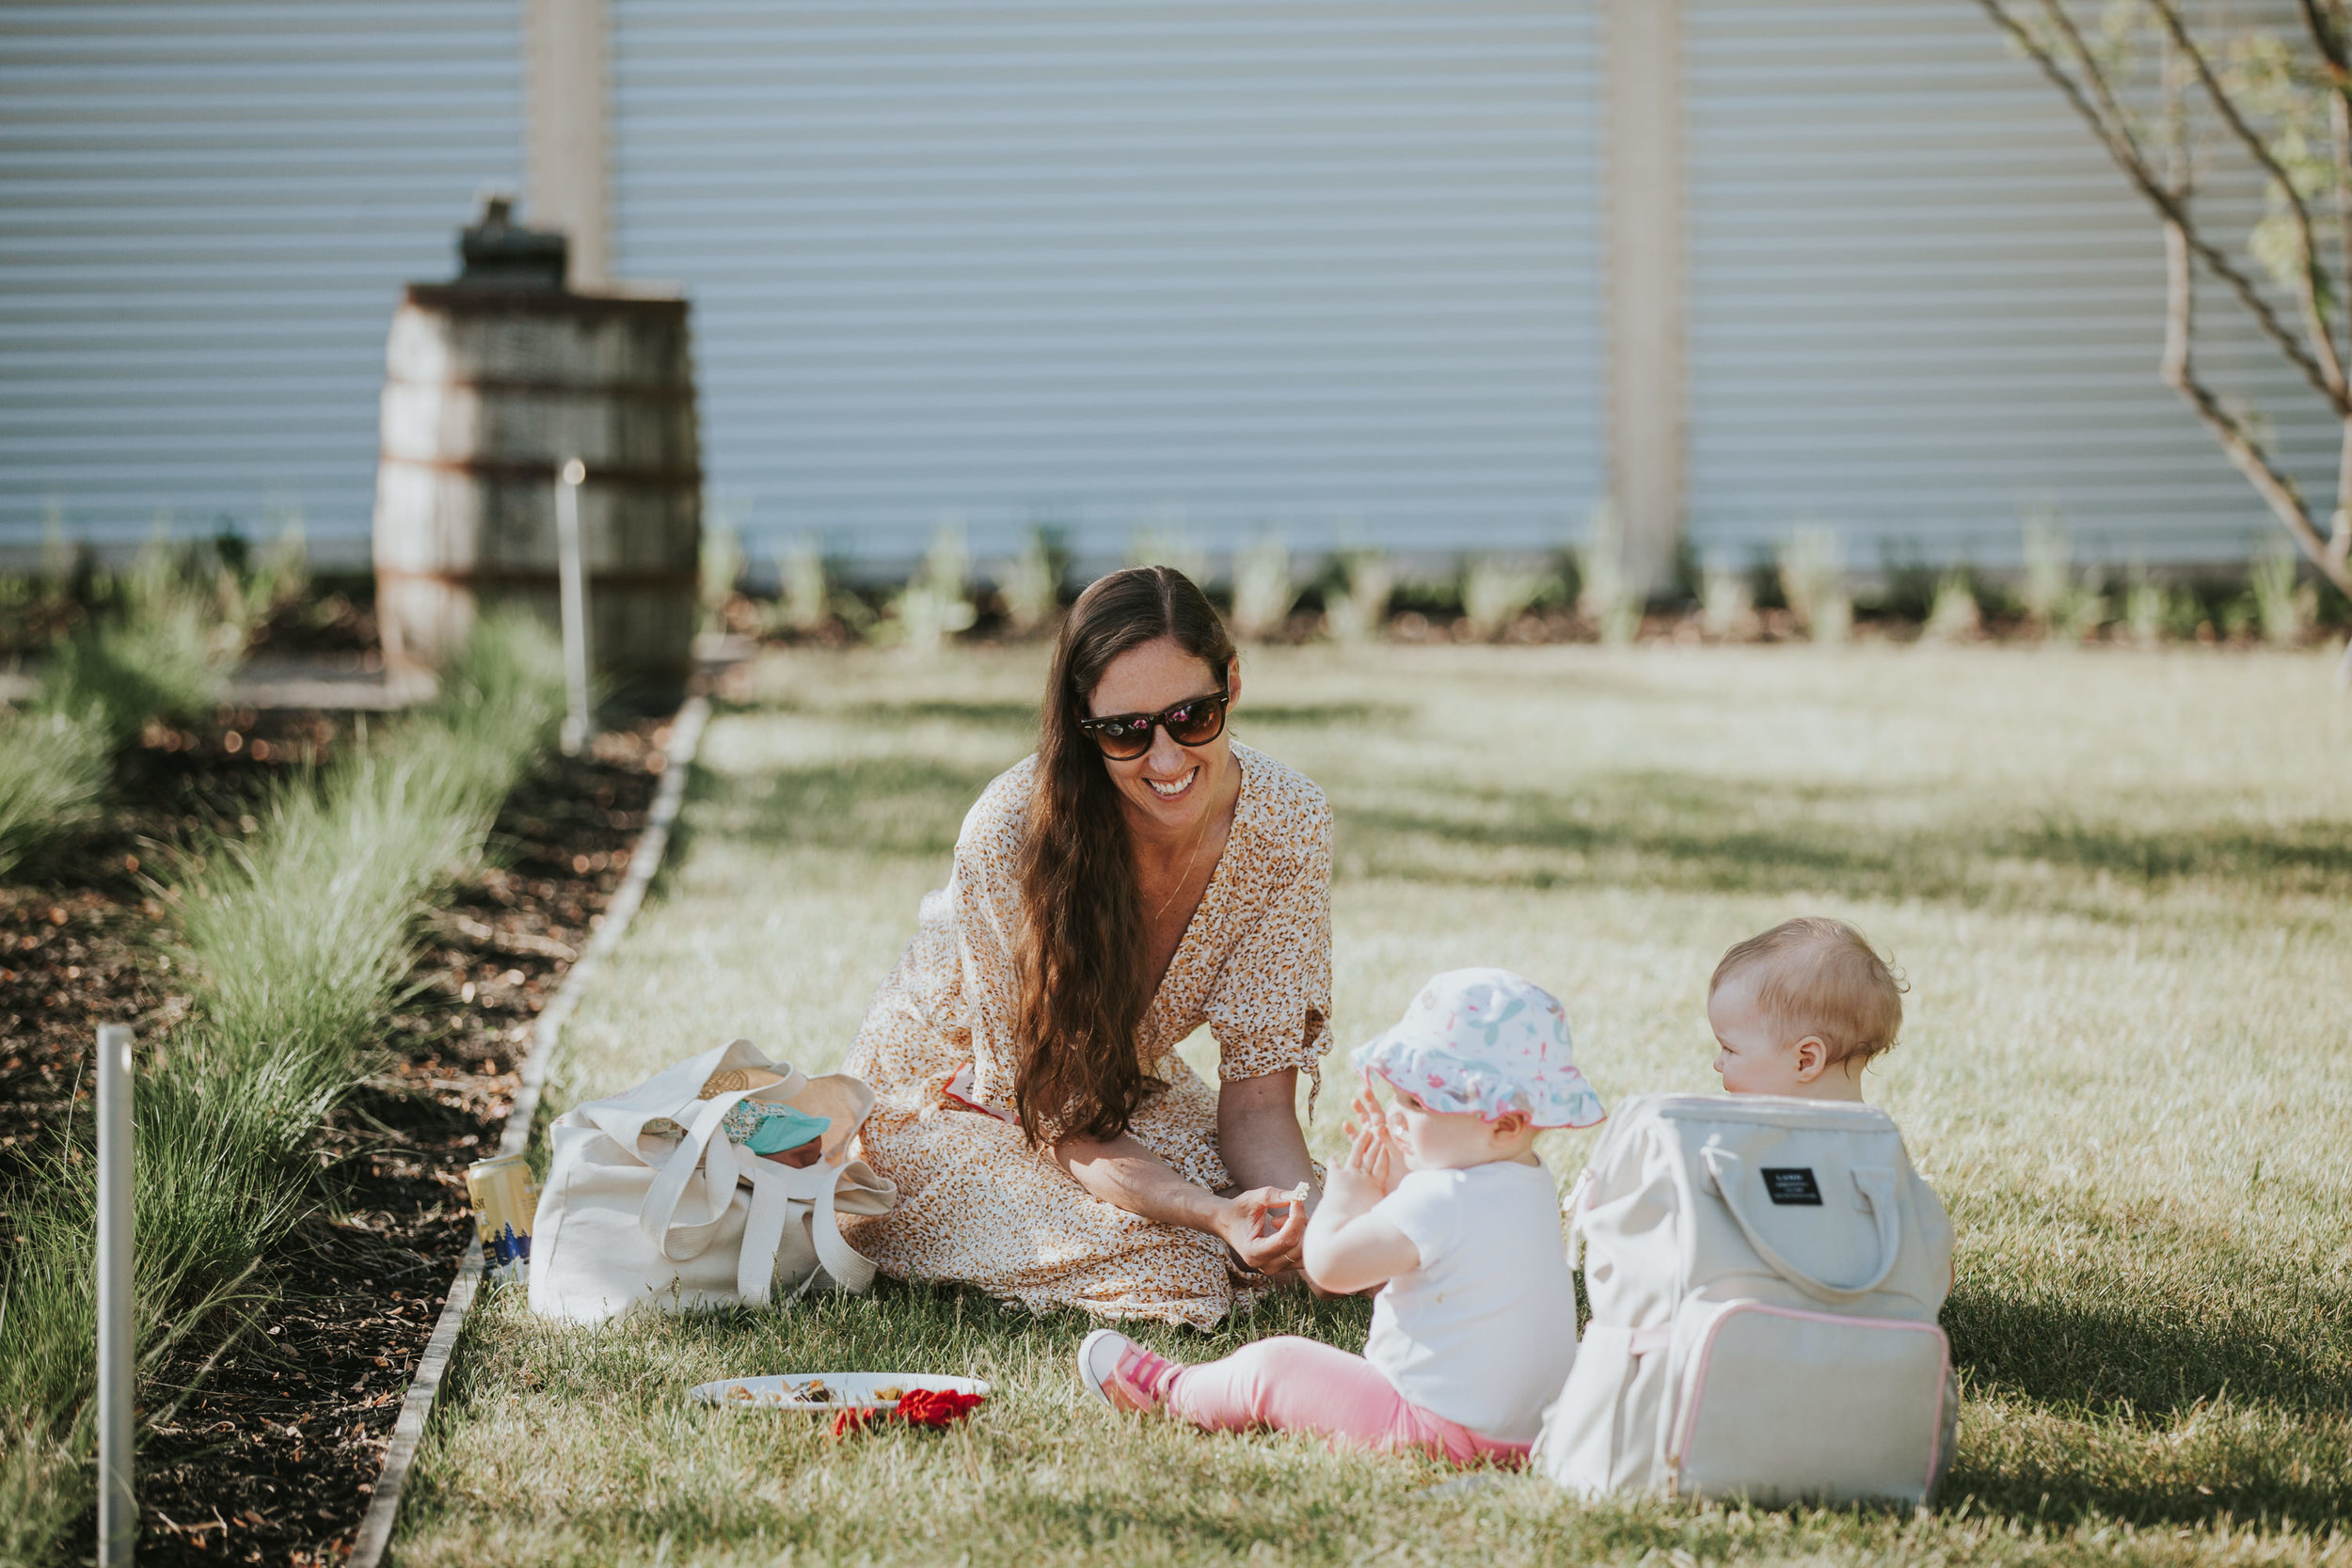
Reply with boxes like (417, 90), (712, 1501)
(1578, 501), (1641, 645)
(1230, 535), (1296, 641)
(993, 528), (1063, 636)
(0, 542), (253, 884)
(1460, 555), (1554, 640)
(2250, 539), (2315, 647)
(0, 706), (109, 880)
(40, 543), (241, 750)
(1323, 549), (1393, 644)
(1778, 525), (1852, 644)
(0, 611), (561, 1564)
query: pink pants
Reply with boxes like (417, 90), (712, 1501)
(1165, 1336), (1528, 1466)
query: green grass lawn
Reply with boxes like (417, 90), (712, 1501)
(396, 642), (2352, 1566)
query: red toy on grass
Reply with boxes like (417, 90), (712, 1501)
(829, 1387), (986, 1437)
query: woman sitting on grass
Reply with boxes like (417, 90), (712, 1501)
(842, 565), (1330, 1326)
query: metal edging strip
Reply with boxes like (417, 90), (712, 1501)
(346, 692), (712, 1568)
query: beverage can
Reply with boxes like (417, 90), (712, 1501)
(466, 1152), (538, 1284)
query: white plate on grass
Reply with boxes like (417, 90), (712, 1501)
(690, 1372), (990, 1412)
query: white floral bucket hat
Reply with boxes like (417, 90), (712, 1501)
(1350, 968), (1606, 1129)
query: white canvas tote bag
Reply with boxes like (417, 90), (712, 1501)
(1533, 1093), (1959, 1507)
(528, 1037), (898, 1323)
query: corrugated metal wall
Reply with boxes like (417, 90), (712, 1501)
(1682, 0), (2337, 568)
(609, 0), (1604, 569)
(7, 3), (2328, 572)
(0, 3), (523, 558)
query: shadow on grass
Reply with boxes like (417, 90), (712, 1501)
(1340, 770), (2352, 907)
(684, 755), (1012, 861)
(630, 754), (731, 904)
(1947, 1282), (2348, 1418)
(1931, 1197), (2352, 1529)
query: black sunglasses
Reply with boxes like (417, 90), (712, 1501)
(1076, 687), (1231, 760)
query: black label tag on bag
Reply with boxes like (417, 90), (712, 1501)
(1760, 1166), (1824, 1206)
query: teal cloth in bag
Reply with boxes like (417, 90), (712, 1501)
(718, 1099), (831, 1156)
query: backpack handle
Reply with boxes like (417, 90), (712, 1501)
(1701, 1147), (1903, 1302)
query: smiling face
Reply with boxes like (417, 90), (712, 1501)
(1381, 1083), (1535, 1171)
(1084, 635), (1241, 834)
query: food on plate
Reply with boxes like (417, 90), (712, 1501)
(875, 1386), (906, 1402)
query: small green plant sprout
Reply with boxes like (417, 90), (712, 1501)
(1231, 534), (1295, 641)
(1460, 554), (1552, 641)
(1578, 500), (1641, 645)
(2060, 564), (2112, 642)
(1324, 548), (1394, 644)
(2016, 511), (2110, 643)
(778, 534), (831, 635)
(2021, 507), (2074, 637)
(699, 505), (748, 633)
(1698, 548), (1756, 641)
(40, 501), (70, 582)
(1128, 516), (1209, 588)
(994, 528), (1063, 635)
(891, 520), (978, 655)
(2123, 560), (2169, 648)
(1779, 525), (1851, 644)
(204, 512), (310, 643)
(1922, 569), (1983, 643)
(2249, 538), (2314, 647)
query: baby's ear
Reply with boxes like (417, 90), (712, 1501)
(1790, 1035), (1830, 1082)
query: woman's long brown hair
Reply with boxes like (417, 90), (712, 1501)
(1012, 565), (1236, 1147)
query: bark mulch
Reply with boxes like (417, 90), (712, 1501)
(0, 710), (670, 1567)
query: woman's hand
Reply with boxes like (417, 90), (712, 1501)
(1217, 1186), (1309, 1277)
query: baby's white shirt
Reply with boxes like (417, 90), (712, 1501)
(1360, 1160), (1580, 1444)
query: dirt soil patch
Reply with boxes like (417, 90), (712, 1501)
(0, 710), (669, 1567)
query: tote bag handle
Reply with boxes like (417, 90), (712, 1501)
(740, 1157), (880, 1298)
(640, 1092), (881, 1302)
(639, 1088), (755, 1259)
(1700, 1147), (1902, 1303)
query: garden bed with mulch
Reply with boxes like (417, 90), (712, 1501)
(0, 708), (670, 1567)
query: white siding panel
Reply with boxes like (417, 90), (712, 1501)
(1683, 1), (2336, 567)
(0, 3), (525, 555)
(612, 0), (1603, 566)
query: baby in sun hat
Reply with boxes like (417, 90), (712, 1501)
(1075, 968), (1604, 1465)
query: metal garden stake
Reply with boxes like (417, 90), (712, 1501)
(97, 1022), (134, 1566)
(555, 457), (593, 755)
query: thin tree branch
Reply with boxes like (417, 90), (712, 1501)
(2039, 0), (2157, 172)
(2337, 90), (2352, 352)
(2160, 218), (2352, 596)
(2301, 0), (2349, 75)
(1980, 0), (2349, 411)
(2147, 0), (2344, 396)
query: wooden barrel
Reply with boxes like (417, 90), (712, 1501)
(372, 282), (700, 706)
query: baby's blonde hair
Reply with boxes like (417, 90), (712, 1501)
(1710, 917), (1906, 1069)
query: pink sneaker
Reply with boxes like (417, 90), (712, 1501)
(1077, 1328), (1182, 1413)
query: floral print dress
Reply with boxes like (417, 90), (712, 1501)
(841, 741), (1333, 1327)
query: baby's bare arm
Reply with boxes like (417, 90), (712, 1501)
(1301, 1121), (1421, 1292)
